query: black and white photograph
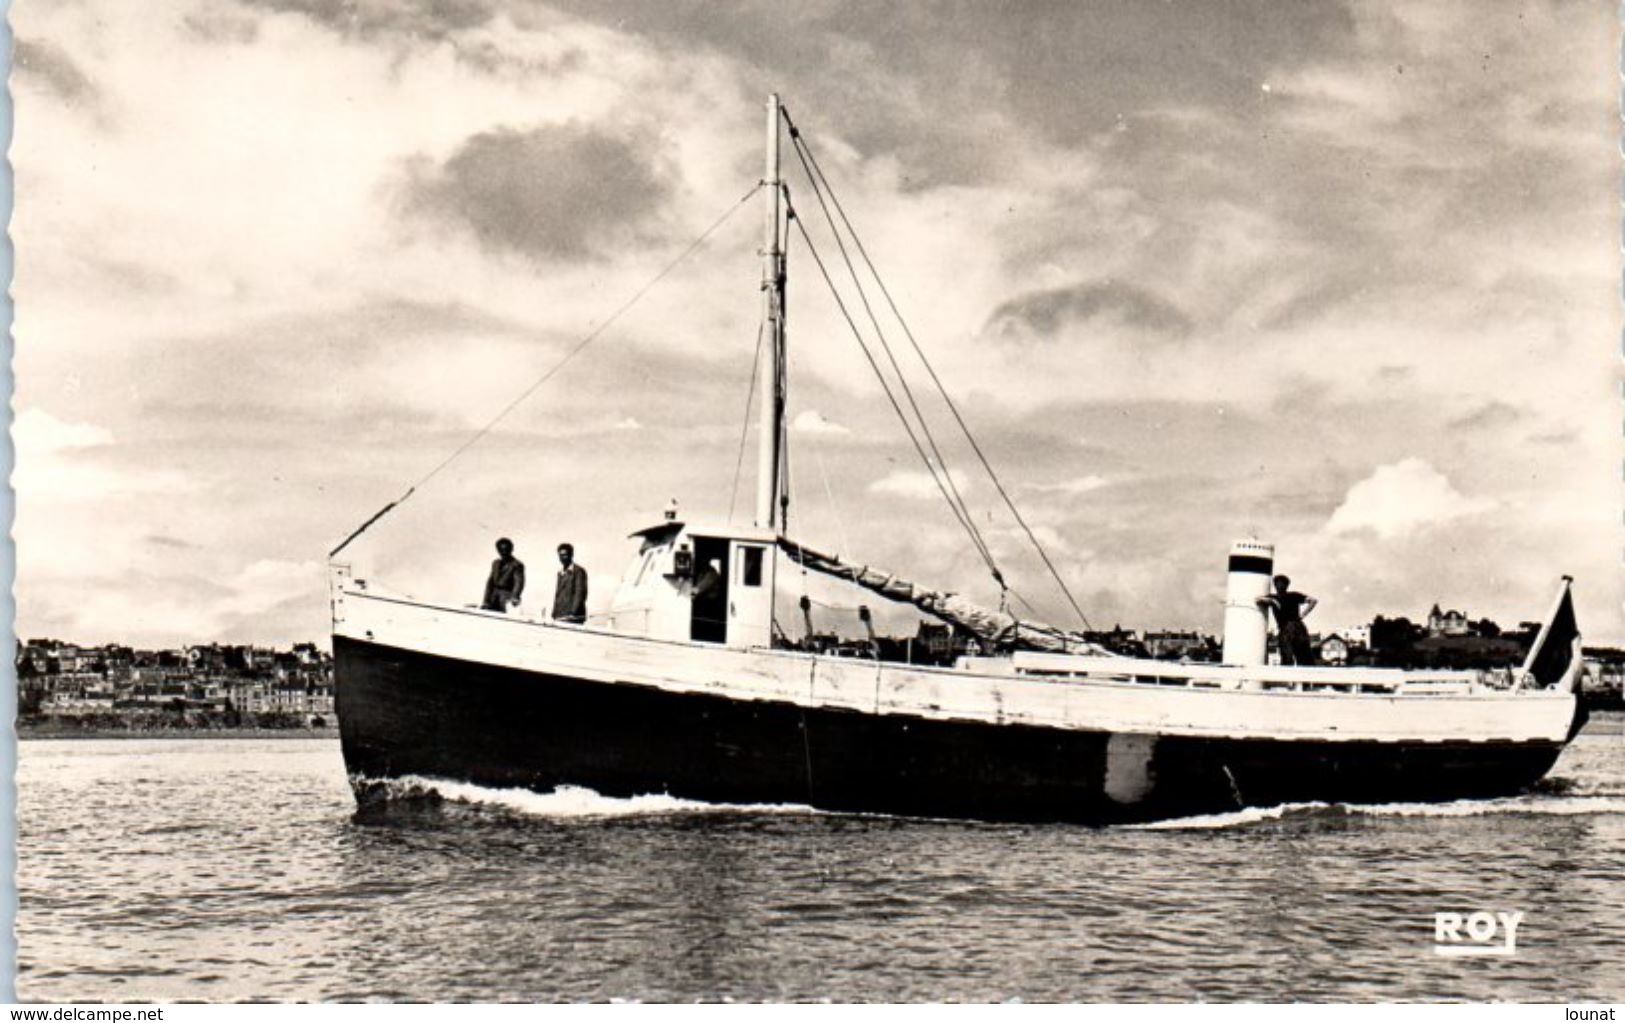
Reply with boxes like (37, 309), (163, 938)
(6, 0), (1623, 1005)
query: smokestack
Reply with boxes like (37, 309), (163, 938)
(1222, 539), (1274, 665)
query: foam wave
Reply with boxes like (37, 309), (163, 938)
(1132, 795), (1625, 830)
(353, 775), (1625, 827)
(1342, 795), (1625, 819)
(368, 775), (818, 819)
(1129, 802), (1333, 830)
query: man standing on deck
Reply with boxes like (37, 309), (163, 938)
(482, 538), (525, 613)
(552, 543), (589, 624)
(1258, 574), (1317, 665)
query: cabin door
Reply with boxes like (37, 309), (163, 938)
(689, 537), (730, 644)
(727, 542), (773, 648)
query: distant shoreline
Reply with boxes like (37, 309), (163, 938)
(16, 725), (339, 741)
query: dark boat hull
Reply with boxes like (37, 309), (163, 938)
(334, 637), (1568, 825)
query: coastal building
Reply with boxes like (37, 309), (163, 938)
(270, 683), (311, 716)
(1427, 605), (1472, 638)
(42, 687), (116, 714)
(1337, 625), (1371, 649)
(1144, 630), (1212, 661)
(186, 645), (228, 673)
(1083, 625), (1144, 657)
(308, 687), (336, 720)
(130, 664), (193, 684)
(1319, 635), (1351, 665)
(228, 680), (274, 715)
(52, 646), (88, 674)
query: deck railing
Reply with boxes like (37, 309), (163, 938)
(1007, 652), (1487, 694)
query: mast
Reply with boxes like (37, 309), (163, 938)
(756, 93), (786, 532)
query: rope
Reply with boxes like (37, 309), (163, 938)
(328, 491), (413, 559)
(782, 349), (799, 538)
(728, 319), (765, 522)
(783, 110), (1093, 632)
(812, 442), (851, 559)
(329, 182), (764, 559)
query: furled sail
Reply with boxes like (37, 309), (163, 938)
(778, 538), (1112, 656)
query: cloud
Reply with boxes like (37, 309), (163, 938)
(544, 0), (1358, 183)
(403, 124), (672, 260)
(1020, 475), (1110, 497)
(1448, 401), (1524, 431)
(792, 410), (850, 436)
(218, 559), (329, 619)
(25, 560), (332, 649)
(7, 1), (1617, 645)
(239, 0), (495, 41)
(985, 279), (1192, 341)
(13, 38), (98, 106)
(868, 467), (971, 501)
(1324, 458), (1495, 539)
(13, 408), (114, 454)
(11, 410), (193, 515)
(145, 534), (198, 550)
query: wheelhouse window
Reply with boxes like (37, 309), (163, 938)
(740, 546), (764, 587)
(632, 547), (660, 587)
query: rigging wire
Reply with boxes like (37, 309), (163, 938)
(330, 181), (765, 559)
(782, 362), (802, 542)
(786, 205), (1003, 585)
(782, 109), (1094, 632)
(783, 131), (1000, 589)
(728, 319), (765, 523)
(776, 207), (792, 533)
(812, 441), (852, 560)
(779, 389), (793, 536)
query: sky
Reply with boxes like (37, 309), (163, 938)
(9, 0), (1621, 648)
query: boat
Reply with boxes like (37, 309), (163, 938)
(329, 96), (1587, 825)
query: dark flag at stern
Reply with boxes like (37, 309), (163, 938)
(1520, 577), (1581, 691)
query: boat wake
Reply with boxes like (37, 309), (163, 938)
(1129, 793), (1625, 830)
(349, 774), (1625, 829)
(354, 774), (819, 820)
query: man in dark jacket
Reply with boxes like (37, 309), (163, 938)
(552, 543), (588, 624)
(482, 538), (525, 612)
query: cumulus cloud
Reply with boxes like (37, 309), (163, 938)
(404, 124), (671, 260)
(1324, 458), (1495, 539)
(985, 280), (1192, 341)
(11, 409), (191, 502)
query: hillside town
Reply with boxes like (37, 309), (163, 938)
(13, 600), (1625, 732)
(16, 638), (335, 731)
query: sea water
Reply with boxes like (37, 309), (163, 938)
(16, 716), (1625, 1002)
